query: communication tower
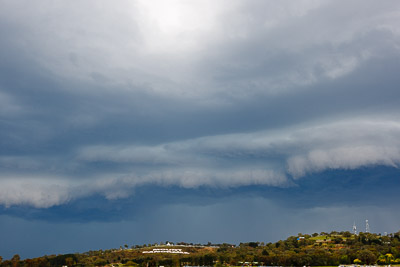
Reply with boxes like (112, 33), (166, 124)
(353, 221), (357, 235)
(366, 219), (370, 233)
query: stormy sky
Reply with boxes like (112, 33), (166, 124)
(1, 0), (400, 259)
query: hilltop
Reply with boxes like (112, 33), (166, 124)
(1, 231), (400, 266)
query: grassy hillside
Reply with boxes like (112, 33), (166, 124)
(1, 231), (400, 266)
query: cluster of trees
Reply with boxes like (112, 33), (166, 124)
(1, 230), (400, 267)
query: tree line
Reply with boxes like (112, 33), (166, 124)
(1, 230), (400, 267)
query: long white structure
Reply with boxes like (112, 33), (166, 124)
(142, 248), (190, 254)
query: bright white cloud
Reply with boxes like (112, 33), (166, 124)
(0, 177), (72, 208)
(287, 146), (400, 178)
(0, 168), (288, 208)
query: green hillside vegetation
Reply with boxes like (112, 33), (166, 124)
(1, 231), (400, 267)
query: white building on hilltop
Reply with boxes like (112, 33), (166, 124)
(142, 248), (189, 255)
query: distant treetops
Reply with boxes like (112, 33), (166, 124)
(1, 230), (400, 266)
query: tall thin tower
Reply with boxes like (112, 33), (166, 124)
(353, 221), (357, 235)
(366, 219), (370, 233)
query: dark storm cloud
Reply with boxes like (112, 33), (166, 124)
(0, 0), (399, 250)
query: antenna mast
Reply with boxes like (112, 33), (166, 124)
(366, 219), (370, 233)
(353, 221), (357, 235)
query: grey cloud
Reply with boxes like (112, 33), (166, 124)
(2, 0), (399, 101)
(195, 1), (400, 97)
(77, 117), (400, 187)
(3, 117), (399, 208)
(0, 0), (400, 210)
(2, 1), (400, 260)
(0, 91), (21, 115)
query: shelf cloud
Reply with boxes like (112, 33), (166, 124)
(1, 0), (400, 258)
